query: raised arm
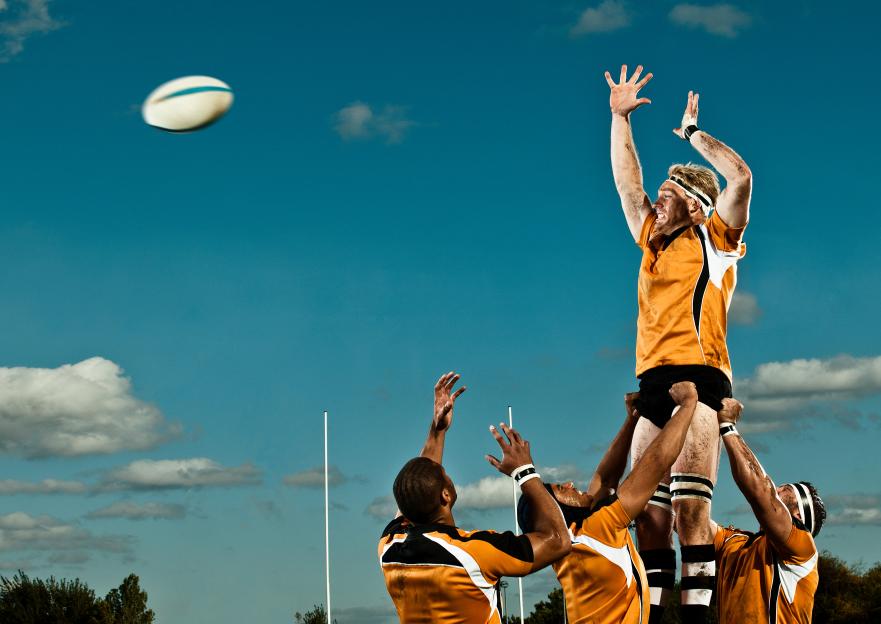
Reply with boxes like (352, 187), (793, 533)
(486, 424), (570, 571)
(718, 399), (793, 547)
(616, 382), (699, 520)
(585, 392), (641, 500)
(605, 64), (654, 242)
(673, 91), (752, 228)
(420, 371), (466, 463)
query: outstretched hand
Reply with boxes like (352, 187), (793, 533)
(433, 371), (466, 433)
(486, 423), (534, 476)
(604, 64), (653, 116)
(718, 398), (743, 425)
(673, 90), (699, 139)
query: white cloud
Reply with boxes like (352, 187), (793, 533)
(669, 3), (752, 38)
(334, 102), (416, 144)
(733, 355), (881, 433)
(99, 458), (262, 491)
(822, 493), (881, 526)
(0, 357), (180, 458)
(0, 511), (133, 556)
(283, 465), (349, 488)
(729, 291), (761, 325)
(0, 479), (88, 495)
(85, 501), (186, 521)
(0, 0), (63, 62)
(365, 495), (397, 520)
(456, 476), (515, 510)
(828, 508), (881, 526)
(571, 1), (631, 36)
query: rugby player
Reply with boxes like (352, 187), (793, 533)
(604, 64), (753, 623)
(711, 398), (824, 623)
(517, 382), (700, 624)
(378, 372), (570, 623)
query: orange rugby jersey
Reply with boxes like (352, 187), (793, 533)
(636, 211), (746, 380)
(378, 517), (533, 623)
(553, 497), (649, 624)
(714, 523), (818, 624)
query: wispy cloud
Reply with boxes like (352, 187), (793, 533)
(98, 458), (262, 491)
(736, 354), (881, 432)
(365, 495), (397, 520)
(0, 0), (63, 62)
(729, 291), (761, 325)
(331, 605), (398, 624)
(85, 502), (186, 521)
(0, 357), (180, 458)
(669, 3), (752, 38)
(571, 0), (631, 36)
(0, 479), (88, 495)
(0, 511), (134, 563)
(283, 465), (362, 488)
(822, 493), (881, 526)
(334, 101), (417, 144)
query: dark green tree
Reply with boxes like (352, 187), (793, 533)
(97, 574), (154, 624)
(0, 571), (103, 624)
(293, 604), (336, 624)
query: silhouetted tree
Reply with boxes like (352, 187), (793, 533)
(293, 604), (336, 624)
(0, 571), (103, 624)
(98, 574), (154, 624)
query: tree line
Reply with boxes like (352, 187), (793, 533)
(0, 571), (154, 624)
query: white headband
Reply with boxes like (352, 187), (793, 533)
(668, 176), (713, 214)
(786, 482), (818, 537)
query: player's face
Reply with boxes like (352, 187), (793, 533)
(654, 183), (690, 231)
(776, 485), (800, 520)
(551, 482), (591, 508)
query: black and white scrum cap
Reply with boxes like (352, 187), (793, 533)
(668, 175), (713, 214)
(786, 482), (819, 537)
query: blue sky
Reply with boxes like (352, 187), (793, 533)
(0, 0), (879, 622)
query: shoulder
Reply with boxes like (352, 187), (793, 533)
(457, 528), (534, 562)
(380, 516), (409, 540)
(773, 521), (818, 563)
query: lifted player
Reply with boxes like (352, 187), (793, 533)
(378, 372), (570, 623)
(516, 382), (699, 624)
(604, 64), (753, 623)
(712, 398), (824, 624)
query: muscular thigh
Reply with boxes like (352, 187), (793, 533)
(671, 402), (721, 481)
(631, 416), (663, 469)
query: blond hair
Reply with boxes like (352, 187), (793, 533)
(668, 163), (720, 207)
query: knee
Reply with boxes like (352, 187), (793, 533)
(636, 505), (674, 547)
(673, 499), (711, 539)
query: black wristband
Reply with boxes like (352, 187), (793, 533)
(683, 125), (700, 142)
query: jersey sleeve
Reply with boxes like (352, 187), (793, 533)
(460, 529), (534, 581)
(774, 523), (817, 564)
(706, 210), (747, 255)
(577, 497), (631, 546)
(637, 212), (657, 248)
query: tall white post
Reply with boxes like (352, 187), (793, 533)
(509, 406), (525, 624)
(324, 411), (332, 624)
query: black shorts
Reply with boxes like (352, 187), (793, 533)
(636, 365), (732, 429)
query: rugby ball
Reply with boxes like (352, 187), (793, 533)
(142, 75), (234, 132)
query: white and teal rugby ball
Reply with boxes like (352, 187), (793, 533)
(142, 75), (234, 132)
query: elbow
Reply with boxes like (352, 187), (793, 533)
(552, 529), (572, 559)
(731, 164), (752, 187)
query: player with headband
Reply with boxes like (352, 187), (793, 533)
(712, 398), (825, 623)
(603, 64), (753, 624)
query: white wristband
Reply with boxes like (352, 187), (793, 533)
(720, 423), (739, 437)
(510, 463), (535, 479)
(517, 472), (542, 488)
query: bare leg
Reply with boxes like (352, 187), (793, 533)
(671, 402), (721, 623)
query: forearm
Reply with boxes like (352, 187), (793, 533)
(420, 427), (445, 464)
(724, 435), (790, 539)
(593, 416), (639, 488)
(641, 401), (696, 470)
(689, 130), (751, 185)
(521, 478), (569, 568)
(611, 114), (646, 195)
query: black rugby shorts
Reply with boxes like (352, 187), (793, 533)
(636, 365), (732, 429)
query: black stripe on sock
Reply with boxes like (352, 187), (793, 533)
(681, 575), (716, 591)
(672, 474), (715, 489)
(680, 544), (716, 563)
